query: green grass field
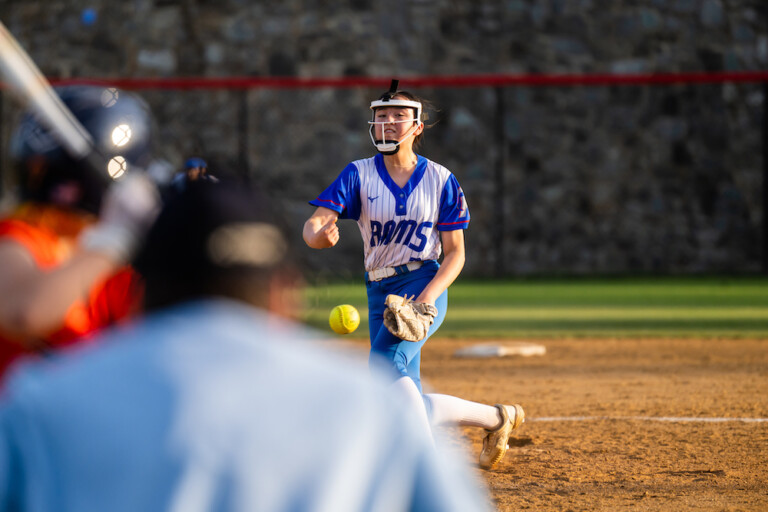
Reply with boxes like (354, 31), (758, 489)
(301, 276), (768, 338)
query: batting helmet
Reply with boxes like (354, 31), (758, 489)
(184, 157), (207, 170)
(10, 85), (154, 214)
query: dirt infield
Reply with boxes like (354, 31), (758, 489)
(421, 337), (768, 512)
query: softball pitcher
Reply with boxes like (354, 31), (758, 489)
(303, 80), (525, 469)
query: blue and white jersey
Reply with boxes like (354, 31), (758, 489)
(311, 153), (469, 271)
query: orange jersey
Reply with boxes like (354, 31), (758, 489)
(0, 204), (144, 377)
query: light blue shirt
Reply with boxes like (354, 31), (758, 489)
(0, 300), (490, 512)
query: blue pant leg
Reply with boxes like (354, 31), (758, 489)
(366, 263), (448, 390)
(404, 290), (447, 392)
(366, 279), (385, 343)
(405, 352), (422, 392)
(366, 279), (403, 380)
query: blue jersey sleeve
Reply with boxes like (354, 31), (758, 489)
(437, 175), (470, 231)
(309, 163), (362, 221)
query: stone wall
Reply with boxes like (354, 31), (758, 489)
(0, 0), (766, 278)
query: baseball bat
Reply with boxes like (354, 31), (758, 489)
(0, 19), (109, 185)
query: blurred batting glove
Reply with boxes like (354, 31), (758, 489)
(80, 172), (161, 264)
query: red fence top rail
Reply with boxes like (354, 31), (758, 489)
(27, 70), (768, 90)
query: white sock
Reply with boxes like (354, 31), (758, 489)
(424, 393), (503, 430)
(391, 377), (435, 446)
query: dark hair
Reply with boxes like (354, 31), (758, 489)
(390, 91), (434, 150)
(134, 179), (296, 312)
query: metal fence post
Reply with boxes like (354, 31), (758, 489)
(238, 89), (249, 181)
(763, 81), (768, 273)
(494, 86), (506, 276)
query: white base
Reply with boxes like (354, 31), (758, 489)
(453, 342), (546, 358)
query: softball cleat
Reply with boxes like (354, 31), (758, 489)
(478, 403), (525, 470)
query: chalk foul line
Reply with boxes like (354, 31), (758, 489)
(530, 416), (768, 424)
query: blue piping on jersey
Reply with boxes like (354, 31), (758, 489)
(373, 153), (428, 213)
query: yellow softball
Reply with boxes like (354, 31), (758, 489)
(329, 304), (360, 335)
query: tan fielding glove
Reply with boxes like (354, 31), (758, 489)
(383, 294), (438, 342)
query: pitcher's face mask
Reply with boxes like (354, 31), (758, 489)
(367, 79), (423, 155)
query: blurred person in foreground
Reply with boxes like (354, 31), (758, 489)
(0, 180), (492, 512)
(0, 85), (159, 380)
